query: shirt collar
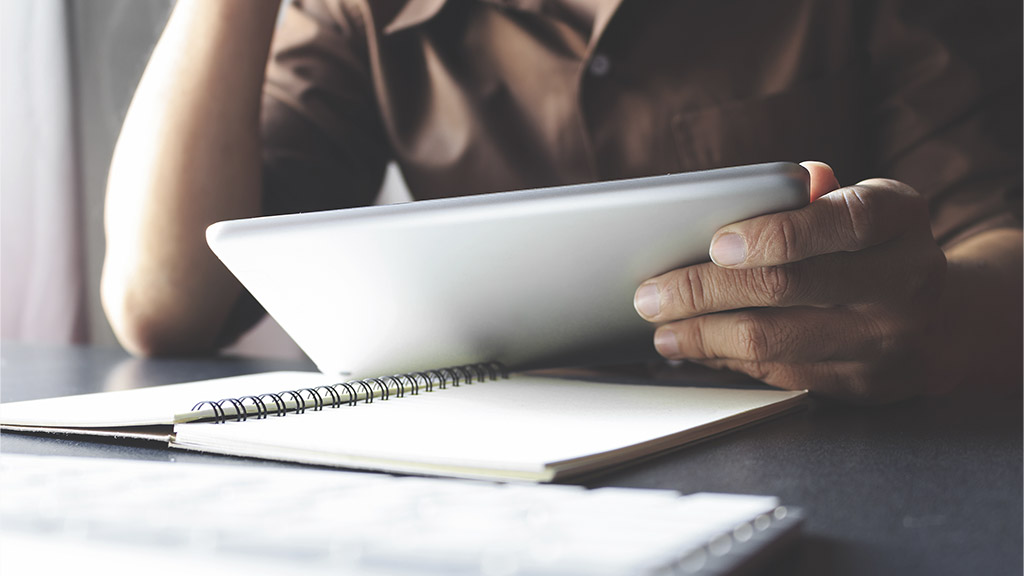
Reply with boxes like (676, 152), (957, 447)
(585, 0), (623, 52)
(383, 0), (450, 35)
(384, 0), (625, 42)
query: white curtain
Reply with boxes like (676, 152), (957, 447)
(1, 0), (86, 343)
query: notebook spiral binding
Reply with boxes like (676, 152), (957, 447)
(190, 362), (509, 424)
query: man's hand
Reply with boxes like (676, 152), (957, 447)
(633, 162), (954, 403)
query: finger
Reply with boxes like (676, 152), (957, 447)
(689, 358), (901, 404)
(799, 161), (840, 202)
(689, 358), (827, 391)
(708, 179), (929, 269)
(651, 306), (888, 364)
(635, 238), (935, 321)
(691, 357), (920, 404)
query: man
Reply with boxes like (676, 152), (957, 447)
(102, 0), (1022, 402)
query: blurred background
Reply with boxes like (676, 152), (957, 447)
(0, 0), (409, 359)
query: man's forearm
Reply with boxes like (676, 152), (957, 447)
(937, 227), (1023, 395)
(102, 0), (281, 356)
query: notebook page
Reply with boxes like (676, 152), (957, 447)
(0, 371), (332, 428)
(173, 375), (805, 479)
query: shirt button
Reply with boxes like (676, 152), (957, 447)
(588, 53), (611, 77)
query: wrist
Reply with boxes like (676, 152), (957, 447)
(932, 228), (1023, 395)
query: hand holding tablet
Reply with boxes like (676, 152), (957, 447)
(634, 161), (955, 403)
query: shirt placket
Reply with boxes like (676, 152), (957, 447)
(573, 0), (626, 181)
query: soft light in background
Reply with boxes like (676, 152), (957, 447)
(0, 0), (410, 359)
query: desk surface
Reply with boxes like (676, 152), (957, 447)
(1, 342), (1021, 575)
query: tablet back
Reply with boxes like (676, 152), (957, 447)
(207, 163), (808, 377)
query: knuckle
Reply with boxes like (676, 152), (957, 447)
(778, 216), (802, 263)
(668, 266), (711, 315)
(742, 360), (775, 383)
(874, 321), (913, 361)
(750, 266), (795, 305)
(860, 309), (922, 363)
(734, 313), (774, 362)
(751, 215), (802, 264)
(839, 186), (879, 250)
(764, 365), (809, 390)
(749, 213), (802, 262)
(837, 180), (930, 252)
(864, 314), (897, 358)
(691, 319), (713, 358)
(864, 177), (922, 201)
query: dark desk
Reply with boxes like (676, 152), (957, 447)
(2, 342), (1021, 575)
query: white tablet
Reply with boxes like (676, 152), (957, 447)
(207, 162), (809, 377)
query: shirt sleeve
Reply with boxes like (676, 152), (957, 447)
(217, 0), (391, 346)
(261, 0), (390, 215)
(867, 0), (1022, 249)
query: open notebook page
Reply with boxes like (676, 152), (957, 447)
(0, 372), (333, 428)
(173, 375), (805, 482)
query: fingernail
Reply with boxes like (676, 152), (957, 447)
(634, 283), (661, 318)
(710, 233), (746, 266)
(654, 329), (680, 357)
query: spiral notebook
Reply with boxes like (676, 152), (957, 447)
(0, 364), (805, 482)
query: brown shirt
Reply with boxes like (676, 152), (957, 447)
(261, 0), (1021, 238)
(227, 0), (1022, 341)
